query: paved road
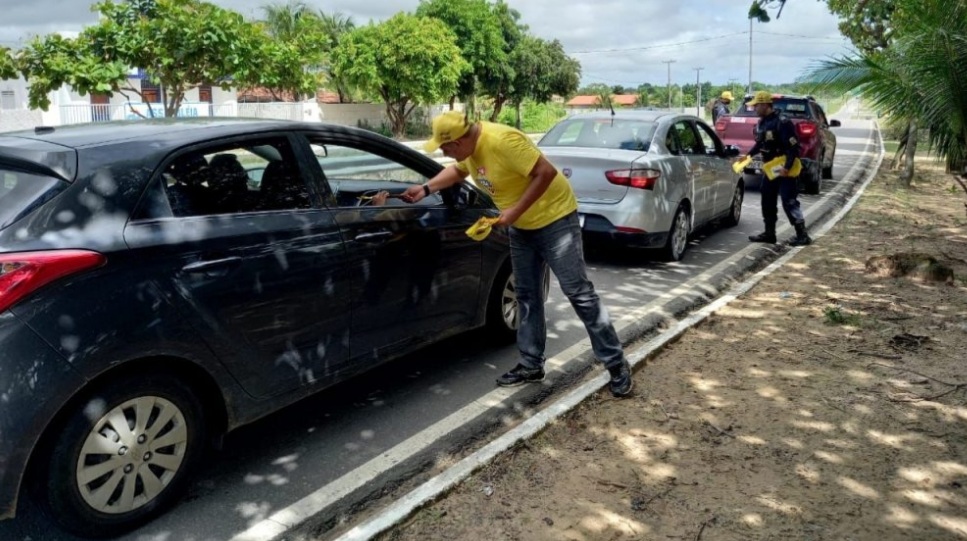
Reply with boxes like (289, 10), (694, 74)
(0, 119), (879, 541)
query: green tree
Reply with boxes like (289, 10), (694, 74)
(504, 37), (580, 128)
(332, 13), (468, 138)
(260, 0), (313, 42)
(255, 1), (329, 101)
(1, 46), (19, 81)
(416, 0), (507, 114)
(16, 0), (274, 117)
(317, 11), (356, 103)
(479, 1), (525, 121)
(822, 0), (903, 54)
(804, 0), (967, 182)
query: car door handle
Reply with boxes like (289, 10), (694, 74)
(181, 256), (243, 274)
(354, 231), (393, 243)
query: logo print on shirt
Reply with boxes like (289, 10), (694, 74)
(476, 166), (496, 195)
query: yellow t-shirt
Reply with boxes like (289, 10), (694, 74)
(455, 122), (577, 230)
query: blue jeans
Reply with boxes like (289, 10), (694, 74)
(509, 212), (626, 370)
(760, 175), (805, 227)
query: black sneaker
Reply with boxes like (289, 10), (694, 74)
(748, 231), (777, 243)
(496, 364), (545, 387)
(607, 361), (633, 398)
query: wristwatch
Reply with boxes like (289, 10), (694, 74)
(422, 184), (431, 197)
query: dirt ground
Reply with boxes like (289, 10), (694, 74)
(377, 159), (967, 541)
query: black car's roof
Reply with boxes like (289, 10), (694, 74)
(1, 117), (322, 150)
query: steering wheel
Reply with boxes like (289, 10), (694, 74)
(355, 189), (387, 207)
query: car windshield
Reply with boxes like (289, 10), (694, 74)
(0, 165), (68, 230)
(541, 118), (656, 151)
(735, 98), (812, 119)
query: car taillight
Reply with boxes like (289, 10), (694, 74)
(715, 118), (728, 132)
(605, 168), (660, 190)
(797, 122), (817, 138)
(0, 250), (106, 313)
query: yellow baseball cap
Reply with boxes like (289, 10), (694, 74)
(746, 90), (774, 106)
(424, 111), (471, 152)
(721, 91), (733, 101)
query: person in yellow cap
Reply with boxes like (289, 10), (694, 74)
(743, 90), (812, 246)
(712, 90), (733, 123)
(401, 110), (634, 397)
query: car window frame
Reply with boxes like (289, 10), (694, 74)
(130, 131), (325, 223)
(291, 129), (463, 209)
(693, 120), (725, 157)
(672, 120), (705, 156)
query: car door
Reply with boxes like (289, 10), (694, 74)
(297, 132), (485, 369)
(670, 120), (713, 225)
(693, 120), (737, 216)
(123, 133), (352, 398)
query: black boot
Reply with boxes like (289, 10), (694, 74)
(748, 226), (777, 243)
(789, 222), (812, 246)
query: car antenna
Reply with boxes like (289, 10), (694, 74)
(609, 100), (615, 126)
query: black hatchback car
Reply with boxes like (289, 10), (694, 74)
(0, 119), (529, 537)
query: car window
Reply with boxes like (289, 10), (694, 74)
(672, 121), (704, 155)
(161, 137), (310, 217)
(812, 103), (829, 126)
(541, 119), (655, 151)
(735, 98), (812, 119)
(308, 142), (439, 208)
(0, 166), (68, 230)
(694, 122), (723, 155)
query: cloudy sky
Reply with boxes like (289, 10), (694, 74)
(0, 0), (854, 88)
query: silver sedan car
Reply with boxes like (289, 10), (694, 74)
(539, 111), (744, 261)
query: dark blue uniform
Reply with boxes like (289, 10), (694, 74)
(748, 111), (806, 231)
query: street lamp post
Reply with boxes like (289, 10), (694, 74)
(694, 67), (704, 118)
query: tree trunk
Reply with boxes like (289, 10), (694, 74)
(490, 97), (504, 122)
(515, 102), (522, 130)
(448, 96), (456, 111)
(900, 119), (917, 186)
(891, 122), (910, 171)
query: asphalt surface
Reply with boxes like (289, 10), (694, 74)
(0, 118), (879, 541)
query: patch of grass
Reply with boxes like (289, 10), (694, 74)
(823, 305), (863, 326)
(883, 139), (932, 156)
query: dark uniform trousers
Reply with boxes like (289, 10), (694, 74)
(753, 112), (805, 231)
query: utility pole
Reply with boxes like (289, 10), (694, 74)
(662, 59), (676, 109)
(748, 18), (754, 93)
(694, 67), (704, 118)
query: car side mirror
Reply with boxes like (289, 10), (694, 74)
(724, 145), (741, 157)
(830, 119), (841, 127)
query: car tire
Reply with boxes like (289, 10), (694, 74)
(661, 205), (690, 262)
(486, 263), (550, 343)
(41, 373), (208, 538)
(722, 182), (744, 227)
(822, 151), (834, 179)
(803, 163), (822, 195)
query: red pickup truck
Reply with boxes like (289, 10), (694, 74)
(715, 94), (841, 194)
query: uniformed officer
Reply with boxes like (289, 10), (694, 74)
(711, 91), (733, 123)
(744, 91), (812, 246)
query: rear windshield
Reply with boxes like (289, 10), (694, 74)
(0, 167), (67, 230)
(540, 119), (657, 151)
(735, 98), (812, 119)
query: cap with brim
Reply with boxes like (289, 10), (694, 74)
(424, 111), (471, 152)
(746, 91), (773, 106)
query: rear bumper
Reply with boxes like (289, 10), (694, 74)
(0, 312), (82, 521)
(580, 213), (667, 248)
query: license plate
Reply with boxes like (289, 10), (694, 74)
(578, 214), (585, 228)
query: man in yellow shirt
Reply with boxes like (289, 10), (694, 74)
(401, 111), (633, 397)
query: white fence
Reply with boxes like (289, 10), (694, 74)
(2, 100), (457, 134)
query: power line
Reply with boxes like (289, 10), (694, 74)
(755, 30), (846, 41)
